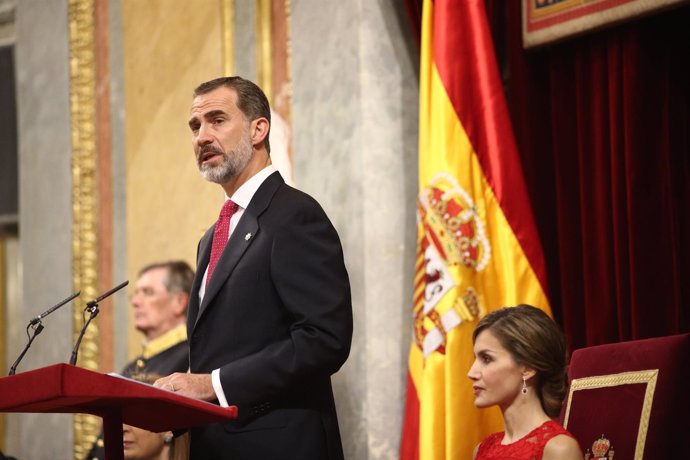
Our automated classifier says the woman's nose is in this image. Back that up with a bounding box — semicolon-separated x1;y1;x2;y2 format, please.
467;359;479;380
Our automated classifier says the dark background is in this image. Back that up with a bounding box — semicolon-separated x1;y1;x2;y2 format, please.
0;45;17;221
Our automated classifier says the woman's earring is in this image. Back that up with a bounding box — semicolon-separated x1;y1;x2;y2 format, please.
164;432;174;444
522;377;528;395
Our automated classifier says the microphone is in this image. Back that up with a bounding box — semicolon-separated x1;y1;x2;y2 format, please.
8;291;81;376
85;280;129;311
29;291;81;325
69;281;128;366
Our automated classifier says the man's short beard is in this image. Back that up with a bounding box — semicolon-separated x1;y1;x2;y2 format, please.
199;136;253;184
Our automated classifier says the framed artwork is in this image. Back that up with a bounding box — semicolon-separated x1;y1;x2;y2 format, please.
522;0;689;48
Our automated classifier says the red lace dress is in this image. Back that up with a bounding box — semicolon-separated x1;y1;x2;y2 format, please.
475;420;575;459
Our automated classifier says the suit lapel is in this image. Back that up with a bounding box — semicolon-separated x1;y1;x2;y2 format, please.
193;171;284;329
187;227;213;336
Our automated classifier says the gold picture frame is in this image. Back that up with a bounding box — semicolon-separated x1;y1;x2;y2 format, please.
522;0;689;48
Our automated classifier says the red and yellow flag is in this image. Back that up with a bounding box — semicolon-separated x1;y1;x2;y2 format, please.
400;1;551;459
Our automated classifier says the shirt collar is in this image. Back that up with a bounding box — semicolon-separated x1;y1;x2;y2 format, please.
227;165;277;209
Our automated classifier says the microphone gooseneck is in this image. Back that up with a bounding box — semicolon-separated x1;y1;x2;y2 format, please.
8;291;80;376
8;323;44;376
69;281;128;366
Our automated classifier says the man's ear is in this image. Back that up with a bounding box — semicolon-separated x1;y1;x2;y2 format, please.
173;292;189;317
251;117;270;148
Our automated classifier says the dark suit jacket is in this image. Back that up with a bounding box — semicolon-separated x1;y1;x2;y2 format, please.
187;172;353;459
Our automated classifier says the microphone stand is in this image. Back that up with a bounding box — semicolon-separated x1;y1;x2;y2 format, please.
69;280;128;366
69;304;99;366
8;323;44;376
8;291;81;376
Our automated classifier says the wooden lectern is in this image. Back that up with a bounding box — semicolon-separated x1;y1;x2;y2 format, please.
0;363;237;460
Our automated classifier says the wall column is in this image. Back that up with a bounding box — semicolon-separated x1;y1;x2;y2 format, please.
13;0;73;457
291;1;419;457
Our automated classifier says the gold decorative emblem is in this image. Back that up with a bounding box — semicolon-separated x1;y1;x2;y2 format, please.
421;174;490;271
584;435;614;459
412;174;491;358
460;287;480;319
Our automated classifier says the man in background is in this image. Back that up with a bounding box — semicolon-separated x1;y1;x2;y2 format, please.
85;260;194;460
120;260;194;377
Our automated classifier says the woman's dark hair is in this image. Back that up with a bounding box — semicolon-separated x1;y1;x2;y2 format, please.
472;304;568;418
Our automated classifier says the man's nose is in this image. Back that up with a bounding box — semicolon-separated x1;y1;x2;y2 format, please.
130;294;142;308
195;124;213;147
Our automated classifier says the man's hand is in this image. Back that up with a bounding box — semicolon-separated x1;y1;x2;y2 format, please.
153;373;216;401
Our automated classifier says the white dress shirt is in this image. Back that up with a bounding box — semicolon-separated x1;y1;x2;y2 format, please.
200;164;277;407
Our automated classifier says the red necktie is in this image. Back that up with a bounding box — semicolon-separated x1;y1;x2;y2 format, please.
206;200;238;286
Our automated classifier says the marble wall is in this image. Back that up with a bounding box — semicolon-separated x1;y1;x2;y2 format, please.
291;1;419;457
12;0;74;457
121;0;226;358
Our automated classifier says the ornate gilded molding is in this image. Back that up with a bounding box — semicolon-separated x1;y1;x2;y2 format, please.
68;0;100;458
284;0;293;112
255;0;273;102
221;0;235;76
564;369;658;460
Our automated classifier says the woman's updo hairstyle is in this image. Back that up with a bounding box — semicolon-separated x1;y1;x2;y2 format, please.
472;304;569;418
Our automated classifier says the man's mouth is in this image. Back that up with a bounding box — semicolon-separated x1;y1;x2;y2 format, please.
199;147;222;164
200;152;217;163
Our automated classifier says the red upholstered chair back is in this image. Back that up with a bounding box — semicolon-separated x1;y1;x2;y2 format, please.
560;333;690;459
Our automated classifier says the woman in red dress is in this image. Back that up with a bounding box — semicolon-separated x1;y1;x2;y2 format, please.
468;305;582;460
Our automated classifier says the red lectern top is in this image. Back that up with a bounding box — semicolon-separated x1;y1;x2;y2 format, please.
0;363;237;459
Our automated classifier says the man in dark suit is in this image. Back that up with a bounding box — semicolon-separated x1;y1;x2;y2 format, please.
85;260;194;460
154;76;353;459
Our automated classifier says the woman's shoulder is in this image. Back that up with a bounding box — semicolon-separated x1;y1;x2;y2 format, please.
542;433;582;460
474;431;505;458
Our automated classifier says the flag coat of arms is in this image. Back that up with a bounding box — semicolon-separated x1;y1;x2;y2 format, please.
400;1;552;459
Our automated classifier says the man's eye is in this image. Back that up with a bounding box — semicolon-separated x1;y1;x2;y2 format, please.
213;118;225;125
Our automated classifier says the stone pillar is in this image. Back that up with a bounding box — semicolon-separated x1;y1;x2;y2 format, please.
291;1;419;458
12;0;74;457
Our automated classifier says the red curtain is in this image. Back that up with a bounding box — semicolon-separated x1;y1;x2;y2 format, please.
403;0;690;350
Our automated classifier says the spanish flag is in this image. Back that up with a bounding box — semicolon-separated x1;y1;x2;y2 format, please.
400;1;551;459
